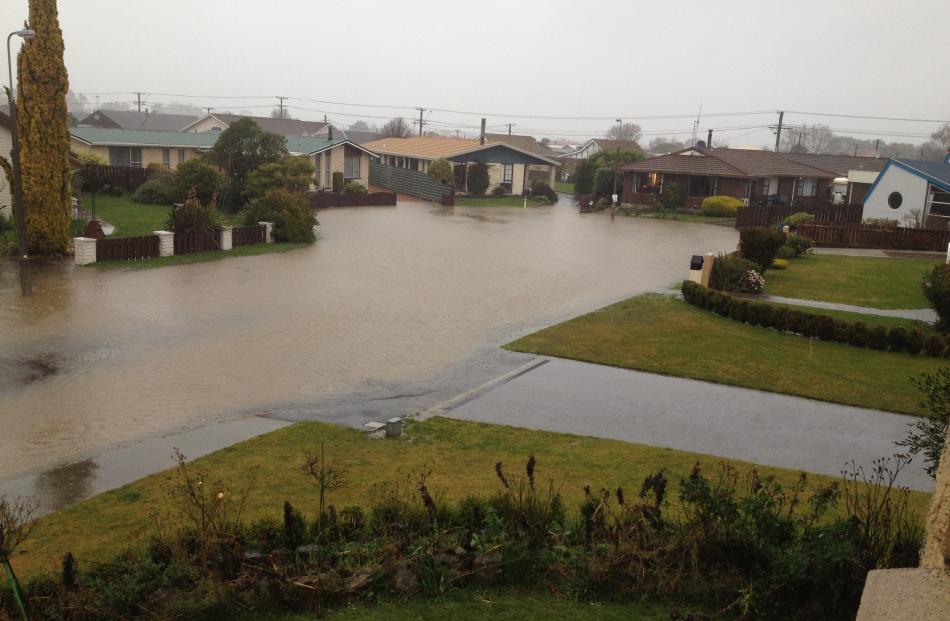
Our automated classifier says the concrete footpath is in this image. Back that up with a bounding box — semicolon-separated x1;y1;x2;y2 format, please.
760;294;937;323
445;357;933;491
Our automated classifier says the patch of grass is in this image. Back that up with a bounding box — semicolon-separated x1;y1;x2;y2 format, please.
766;300;934;333
80;193;169;238
765;254;939;309
640;212;734;224
507;293;944;416
455;196;549;208
555;181;575;193
91;242;308;270
17;416;924;581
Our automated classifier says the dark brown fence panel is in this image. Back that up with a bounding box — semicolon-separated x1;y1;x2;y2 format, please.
798;224;950;251
174;230;222;255
81;164;154;192
96;234;159;262
735;203;863;229
306;191;398;209
231;224;266;247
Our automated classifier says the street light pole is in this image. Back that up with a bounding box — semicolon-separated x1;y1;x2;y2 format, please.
7;29;35;297
612;118;622;218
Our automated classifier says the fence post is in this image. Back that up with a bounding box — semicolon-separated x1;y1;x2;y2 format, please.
153;231;175;257
259;221;274;244
220;226;233;251
73;237;97;265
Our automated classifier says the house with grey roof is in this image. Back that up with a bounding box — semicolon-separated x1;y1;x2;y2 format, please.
79;109;200;132
70;127;219;170
863;156;950;227
180;113;330;138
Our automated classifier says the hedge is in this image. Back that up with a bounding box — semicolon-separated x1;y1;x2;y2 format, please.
681;281;944;357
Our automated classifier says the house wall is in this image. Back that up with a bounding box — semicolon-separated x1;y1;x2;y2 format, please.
864;164;930;222
0;124;11;218
69;139;203;171
312;146;370;189
186;116;228;133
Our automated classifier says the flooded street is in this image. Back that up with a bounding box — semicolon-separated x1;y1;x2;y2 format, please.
0;201;737;480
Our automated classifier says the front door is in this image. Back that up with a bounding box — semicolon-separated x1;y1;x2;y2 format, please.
453;163;467;191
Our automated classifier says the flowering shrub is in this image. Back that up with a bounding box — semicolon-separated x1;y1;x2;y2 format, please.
739;270;765;294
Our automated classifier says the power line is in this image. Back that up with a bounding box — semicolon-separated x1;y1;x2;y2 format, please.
785;110;949;124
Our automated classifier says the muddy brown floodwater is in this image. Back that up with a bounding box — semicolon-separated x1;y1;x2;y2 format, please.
0;201;737;480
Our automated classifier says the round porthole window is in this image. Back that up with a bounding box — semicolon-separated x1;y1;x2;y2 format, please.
888;191;903;209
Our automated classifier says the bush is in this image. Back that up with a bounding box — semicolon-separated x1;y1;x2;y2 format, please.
331;171;345;193
776;245;797;260
925;334;945;357
709;253;758;292
700;195;743;216
868;326;889;350
245;155;315;199
241;188;317;244
168;158;222;205
772;258;789;270
166;189;223;236
491;184;507;197
592;167;614;199
739;227;786;273
427;158;454;187
530;181;558;204
466;162;490;195
851;322;869;348
923;264;950;331
658;183;680;210
341;182;367;194
785;232;814;256
907;329;925;355
574;159;596;195
887;326;909;353
133;175;172;205
783;212;814;230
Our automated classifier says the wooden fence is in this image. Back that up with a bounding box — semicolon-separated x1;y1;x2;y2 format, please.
735;203;863;229
231;224;266;247
174;230;221;255
307;191;397;209
96;234;159;261
797;223;950;251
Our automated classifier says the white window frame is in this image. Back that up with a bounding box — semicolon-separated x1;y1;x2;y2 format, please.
502;163;514;184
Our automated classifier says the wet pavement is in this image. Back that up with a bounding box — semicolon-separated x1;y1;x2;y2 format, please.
446;357;933;491
760;294;937;322
0;200;739;507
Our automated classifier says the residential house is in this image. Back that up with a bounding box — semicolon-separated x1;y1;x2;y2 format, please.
339;129;382;145
70;127;219;170
180;113;330;138
362;135;559;194
863;156;950;228
782;152;887;205
0;108;11;219
557;138;643;180
78;109;199;132
619;146;879;209
285;134;377;189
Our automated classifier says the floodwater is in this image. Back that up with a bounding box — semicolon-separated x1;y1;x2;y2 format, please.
0;201;737;481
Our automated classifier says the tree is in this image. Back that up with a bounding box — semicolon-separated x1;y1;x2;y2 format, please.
380;117;412;138
348;120;371;132
648;136;686;154
168;158;223;204
207;118;288;210
245;155;315;198
466;162;490;195
269;107;294;120
780;124;833;154
11;0;72;255
427;158;454;187
898;367;950;478
605;122;642;143
574;159;597;194
931;123;950;151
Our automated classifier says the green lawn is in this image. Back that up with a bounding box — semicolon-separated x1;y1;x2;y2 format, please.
640;212;734;224
80;193;169;238
91;242;309;270
507;293;944;416
555;181;575;193
455;196;549;208
765;254;939;309
15;416;917;581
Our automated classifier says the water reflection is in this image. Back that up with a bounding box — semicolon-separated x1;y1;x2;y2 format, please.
0;201;738;478
33;459;99;511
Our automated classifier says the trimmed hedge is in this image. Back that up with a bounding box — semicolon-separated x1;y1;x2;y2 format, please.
700;195;743;216
681;280;943;357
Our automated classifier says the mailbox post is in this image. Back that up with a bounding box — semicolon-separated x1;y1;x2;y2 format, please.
688;253;715;287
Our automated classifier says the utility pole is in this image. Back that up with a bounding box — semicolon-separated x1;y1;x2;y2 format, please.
276;96;288;119
205;107;213;115
479;118;486;145
415;107;427;136
507;123;513;136
706;129;713;148
774;110;784;152
133;91;144;112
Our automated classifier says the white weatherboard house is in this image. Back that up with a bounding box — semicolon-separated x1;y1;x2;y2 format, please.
863;156;950;227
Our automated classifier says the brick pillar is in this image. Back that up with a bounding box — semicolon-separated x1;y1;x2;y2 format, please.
259;221;274;244
73;237;97;265
153;231;174;257
220;226;233;251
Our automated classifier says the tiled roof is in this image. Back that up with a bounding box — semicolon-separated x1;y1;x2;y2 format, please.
707;148;836;178
212;113;329;137
80;109;199;132
618;151;752;178
484;133;553;156
341;129;382;145
782;152;886;176
285;135;378;157
70;127;219;148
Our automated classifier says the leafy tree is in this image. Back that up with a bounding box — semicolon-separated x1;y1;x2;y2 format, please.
74;148;106;166
168;158;223;204
605;122;642;143
593;167;615;198
242;188;317;243
898;367;950;477
380;117;412;138
648;136;686;154
466;162;490;195
427;158;454;187
10;0;72;255
207;117;288;210
348;120;371;132
574;159;597;194
245;155;314;199
166;188;223;236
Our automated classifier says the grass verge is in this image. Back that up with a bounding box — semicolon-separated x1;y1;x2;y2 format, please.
17;416;925;581
507;293;944;416
555;181;575;193
91;242;309;270
639;212;734;224
765;254;938;309
80;193;168;238
455;196;549;208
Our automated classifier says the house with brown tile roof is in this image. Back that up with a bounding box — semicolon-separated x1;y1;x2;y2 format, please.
362;135;559;194
618;145;876;209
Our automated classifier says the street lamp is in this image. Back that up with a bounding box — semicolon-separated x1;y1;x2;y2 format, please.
7;28;35;296
612;118;622;212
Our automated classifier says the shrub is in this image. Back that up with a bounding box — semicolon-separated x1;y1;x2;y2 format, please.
341;182;367;194
850;322;869;348
168;158;223;205
166;189;223;236
785;232;814;256
592;167;615;199
491;184;507;197
427;158;454;187
923;264;950;331
906;329;925;355
331;171;345;193
925;334;945;357
887;326;909;353
658;183;680;210
709;253;759;292
776;245;797;260
834;320;855;344
700;195;743;216
739;227;786;273
245;155;315;199
530;181;558;204
772;258;789;270
133;175;172;205
738;270;765;294
574;159;597;194
783;211;814;230
465;162;490;195
815;315;836;341
242;188;317;244
868;326;889;350
898;368;950;477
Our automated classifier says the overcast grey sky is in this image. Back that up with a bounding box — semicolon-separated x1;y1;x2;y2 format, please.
4;0;949;147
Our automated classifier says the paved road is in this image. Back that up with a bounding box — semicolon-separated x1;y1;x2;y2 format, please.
446;358;933;491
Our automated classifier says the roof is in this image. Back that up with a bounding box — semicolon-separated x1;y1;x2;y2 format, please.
363;136;559;166
781;152;886;176
484;133;554;156
341;129;383;145
619;150;752;178
706;148;837;178
79;109;199;132
285;135;378;157
181;113;329;137
70;127;219;148
619;146;856;179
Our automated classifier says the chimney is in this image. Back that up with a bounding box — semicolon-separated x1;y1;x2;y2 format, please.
480;118;486;145
706;129;713;148
327;125;333;141
874;139;880;159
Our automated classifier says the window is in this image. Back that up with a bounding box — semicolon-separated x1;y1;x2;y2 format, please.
799;177;817;197
178;148;186;164
688;176;713;197
314;153;322;186
345;154;361;178
767;177;778;195
325;151;331;185
162;148;171;169
888;191;903;209
108;146;143;168
502;163;514;184
637;172;659;193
